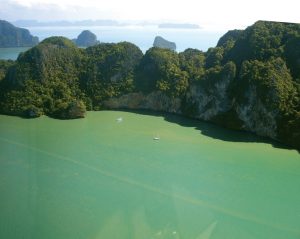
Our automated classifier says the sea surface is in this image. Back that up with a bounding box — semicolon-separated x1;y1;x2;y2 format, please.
0;111;300;239
0;47;31;60
0;26;225;60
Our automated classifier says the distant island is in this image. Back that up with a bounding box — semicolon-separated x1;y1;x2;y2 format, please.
0;20;300;150
73;30;99;47
153;36;176;50
158;23;200;29
13;19;121;27
0;20;39;47
13;19;201;29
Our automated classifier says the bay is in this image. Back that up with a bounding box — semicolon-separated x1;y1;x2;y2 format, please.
0;111;300;239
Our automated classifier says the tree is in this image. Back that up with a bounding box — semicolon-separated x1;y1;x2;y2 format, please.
179;48;205;82
135;47;189;97
81;42;143;108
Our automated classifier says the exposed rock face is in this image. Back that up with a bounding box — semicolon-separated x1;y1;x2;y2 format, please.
186;77;233;121
103;91;181;113
188;85;278;140
0;20;39;47
103;83;278;141
104;63;236;127
153;36;176;51
23;106;43;118
74;30;99;47
103;61;237;127
235;86;278;139
102;60;283;142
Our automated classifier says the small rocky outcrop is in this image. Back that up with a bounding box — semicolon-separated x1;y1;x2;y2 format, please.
23;106;43;118
153;36;176;50
73;30;99;47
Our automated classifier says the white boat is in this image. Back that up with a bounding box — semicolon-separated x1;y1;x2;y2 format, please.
116;117;123;122
153;136;160;140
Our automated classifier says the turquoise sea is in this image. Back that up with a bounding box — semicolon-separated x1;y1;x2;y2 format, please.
0;111;300;239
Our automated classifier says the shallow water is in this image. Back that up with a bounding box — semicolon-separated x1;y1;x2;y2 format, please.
0;47;30;60
0;111;300;239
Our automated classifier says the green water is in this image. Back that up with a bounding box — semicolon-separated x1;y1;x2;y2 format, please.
0;111;300;239
0;47;31;60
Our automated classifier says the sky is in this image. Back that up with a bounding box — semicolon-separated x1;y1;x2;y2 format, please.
0;0;299;30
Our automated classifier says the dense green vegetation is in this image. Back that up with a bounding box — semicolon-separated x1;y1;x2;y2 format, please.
81;42;143;109
223;21;300;149
0;38;142;117
0;60;14;82
135;47;188;97
0;37;85;118
179;48;205;82
0;20;39;47
1;20;300;149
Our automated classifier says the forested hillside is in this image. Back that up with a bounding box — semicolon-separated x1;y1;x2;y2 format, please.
1;21;300;149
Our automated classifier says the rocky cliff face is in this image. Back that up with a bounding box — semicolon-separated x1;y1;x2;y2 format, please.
153;36;176;51
0;20;39;47
103;60;284;142
235;86;278;139
74;30;99;47
103;65;235;121
103;84;279;141
103;91;181;113
186;75;233;121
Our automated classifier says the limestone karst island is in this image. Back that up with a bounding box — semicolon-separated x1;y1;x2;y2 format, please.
1;20;300;150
